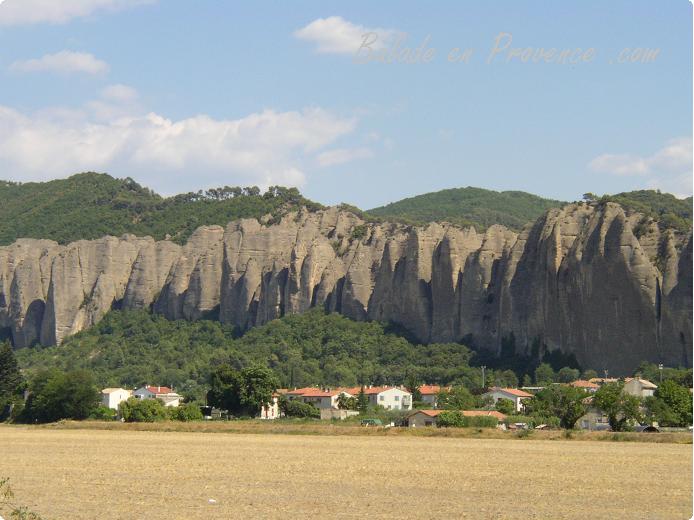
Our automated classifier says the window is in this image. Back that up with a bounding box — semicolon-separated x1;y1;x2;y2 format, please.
379;395;384;401
394;396;399;401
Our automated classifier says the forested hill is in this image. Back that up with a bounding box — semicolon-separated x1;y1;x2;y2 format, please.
0;173;690;246
0;173;321;245
366;187;565;231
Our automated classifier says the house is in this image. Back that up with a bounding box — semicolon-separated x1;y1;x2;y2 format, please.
624;378;657;398
345;386;413;410
320;408;360;420
483;387;533;412
418;385;448;407
577;397;611;430
407;409;506;427
133;385;182;407
101;388;132;410
285;387;353;409
259;394;280;420
569;380;600;393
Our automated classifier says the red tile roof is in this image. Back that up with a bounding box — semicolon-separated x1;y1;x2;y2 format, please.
286;387;352;398
409;409;506;420
488;387;533;398
419;385;448;395
144;386;173;395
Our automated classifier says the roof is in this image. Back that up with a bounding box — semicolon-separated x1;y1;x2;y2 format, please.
142;385;173;395
101;388;130;394
408;409;506;420
625;378;657;389
419;385;448;395
487;387;533;398
589;377;619;384
286;387;352;398
344;386;410;396
570;380;600;389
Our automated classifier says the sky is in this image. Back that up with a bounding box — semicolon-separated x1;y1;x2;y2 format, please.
0;0;691;208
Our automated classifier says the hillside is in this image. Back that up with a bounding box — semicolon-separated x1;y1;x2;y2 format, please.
0;173;321;245
14;309;493;401
367;187;565;231
597;190;693;234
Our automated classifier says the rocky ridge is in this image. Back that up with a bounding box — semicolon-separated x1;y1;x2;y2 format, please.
0;203;690;373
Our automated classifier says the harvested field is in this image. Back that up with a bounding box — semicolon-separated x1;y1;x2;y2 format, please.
0;425;691;519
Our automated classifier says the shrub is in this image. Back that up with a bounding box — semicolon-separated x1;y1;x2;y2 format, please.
119;398;168;422
281;400;320;418
437;411;498;428
20;369;99;423
89;406;117;421
173;402;204;422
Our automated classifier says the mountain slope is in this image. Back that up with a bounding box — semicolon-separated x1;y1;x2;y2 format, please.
1;202;691;373
0;173;321;246
367;187;565;231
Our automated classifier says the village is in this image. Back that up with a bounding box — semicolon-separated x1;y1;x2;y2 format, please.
99;376;668;431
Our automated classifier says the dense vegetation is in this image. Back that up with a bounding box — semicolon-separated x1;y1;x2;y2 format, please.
586;190;693;234
0;172;321;245
367;187;565;231
14;309;541;401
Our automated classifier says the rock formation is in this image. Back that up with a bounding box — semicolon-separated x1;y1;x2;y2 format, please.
0;203;690;374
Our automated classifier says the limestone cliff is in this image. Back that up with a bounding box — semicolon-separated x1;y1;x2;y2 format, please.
0;203;690;374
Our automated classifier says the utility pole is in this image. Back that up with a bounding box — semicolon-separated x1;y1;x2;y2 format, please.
481;365;487;389
658;363;663;383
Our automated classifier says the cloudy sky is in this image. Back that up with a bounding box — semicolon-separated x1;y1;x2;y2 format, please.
0;0;691;207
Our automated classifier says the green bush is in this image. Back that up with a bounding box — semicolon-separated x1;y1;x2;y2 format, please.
89;406;117;421
437;411;498;428
172;402;204;422
20;369;99;423
281;400;320;418
119;397;168;422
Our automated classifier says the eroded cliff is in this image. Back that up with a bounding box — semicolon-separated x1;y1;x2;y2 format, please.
0;203;690;373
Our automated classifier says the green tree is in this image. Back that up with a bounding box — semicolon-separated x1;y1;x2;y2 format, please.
0;342;23;419
356;386;369;414
652;380;692;427
404;373;422;402
581;369;598;380
593;382;642;432
281;400;320;418
173;402;204;422
89;406;117;421
495;398;515;415
524;385;587;429
437;386;476;410
534;363;555;386
206;365;278;417
119;397;168;422
557;367;580;383
22;369;99;423
336;393;357;410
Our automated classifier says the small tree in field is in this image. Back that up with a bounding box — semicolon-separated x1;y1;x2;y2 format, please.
357;386;369;414
119;397;168;422
593;382;642;432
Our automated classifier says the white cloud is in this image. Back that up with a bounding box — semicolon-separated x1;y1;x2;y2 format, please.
10;51;109;75
0;103;359;193
316;147;373;167
0;0;154;25
294;16;398;55
589;137;692;196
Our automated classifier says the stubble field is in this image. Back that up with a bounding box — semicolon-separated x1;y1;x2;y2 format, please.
0;426;691;519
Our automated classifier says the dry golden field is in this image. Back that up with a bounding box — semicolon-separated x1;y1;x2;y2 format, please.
0;425;691;519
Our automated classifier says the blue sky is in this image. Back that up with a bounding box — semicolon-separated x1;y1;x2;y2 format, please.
0;0;691;208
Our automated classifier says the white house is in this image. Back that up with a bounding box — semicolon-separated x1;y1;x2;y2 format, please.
259;394;280;420
285;387;353;409
483;387;533;412
101;388;132;410
346;386;412;411
624;378;657;398
133;385;182;407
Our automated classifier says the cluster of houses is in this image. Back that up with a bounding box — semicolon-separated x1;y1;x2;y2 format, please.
99;376;660;430
101;385;183;410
